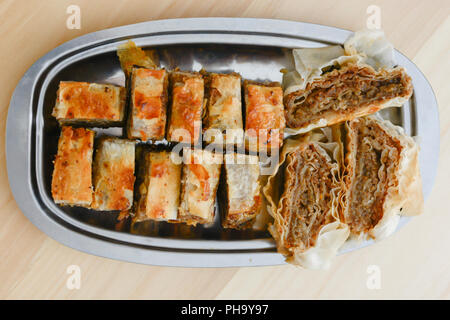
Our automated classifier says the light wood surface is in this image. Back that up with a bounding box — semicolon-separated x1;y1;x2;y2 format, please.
0;0;449;299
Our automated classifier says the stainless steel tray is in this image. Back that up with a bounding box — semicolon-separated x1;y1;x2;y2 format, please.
6;18;439;267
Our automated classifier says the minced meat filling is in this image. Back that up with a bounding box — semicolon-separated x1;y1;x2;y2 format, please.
282;145;336;251
285;65;412;128
347;122;401;234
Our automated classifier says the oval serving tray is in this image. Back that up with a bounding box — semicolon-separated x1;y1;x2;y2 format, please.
6;18;439;267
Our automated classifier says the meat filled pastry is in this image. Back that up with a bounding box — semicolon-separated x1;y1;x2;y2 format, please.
51;126;95;207
134;150;182;222
221;153;262;229
283;29;413;134
127;67;169;141
244;80;286;153
117;40;159;78
167;71;205;145
263;132;349;269
91;137;136;211
341;116;423;243
179;148;222;225
52;81;126;126
203;72;244;145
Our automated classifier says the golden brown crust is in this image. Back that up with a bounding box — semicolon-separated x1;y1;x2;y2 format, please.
127;67;169;141
52;81;126;125
244;80;286;153
167;71;205;144
178;148;222;225
51;126;95;207
203;72;243;145
91;138;135;211
284;65;413;130
134;150;182;222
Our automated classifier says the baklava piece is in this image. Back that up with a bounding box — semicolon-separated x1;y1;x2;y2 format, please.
91;138;136;211
51;126;95;207
221;153;262;229
134;150;182;222
167;71;204;145
127;67;169;141
244;80;286;153
203;72;243;145
179;148;222;225
52;81;126;126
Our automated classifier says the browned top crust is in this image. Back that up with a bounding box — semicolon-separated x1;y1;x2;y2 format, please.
52;81;126;123
244;80;286;152
167;71;204;144
51;126;95;206
91;138;135;211
128;68;168;141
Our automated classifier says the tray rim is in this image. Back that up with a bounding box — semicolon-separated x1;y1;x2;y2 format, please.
6;17;440;267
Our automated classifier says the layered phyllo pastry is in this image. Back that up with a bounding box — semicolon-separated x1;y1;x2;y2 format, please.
263;133;349;269
91;137;136;211
51;126;95;207
341;116;423;242
127;67;169;141
179;148;222;225
134;150;182;222
117;40;159;78
244;80;286;153
283;30;413;134
221;153;262;229
167;71;205;145
52;81;126;126
203;72;243;145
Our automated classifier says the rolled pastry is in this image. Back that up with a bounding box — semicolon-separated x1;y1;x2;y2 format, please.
263;132;349;269
341;116;423;243
283;30;413;134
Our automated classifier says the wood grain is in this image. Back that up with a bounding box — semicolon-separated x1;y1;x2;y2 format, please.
0;0;448;299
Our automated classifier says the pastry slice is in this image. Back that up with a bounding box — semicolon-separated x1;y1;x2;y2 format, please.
244;80;285;153
134;150;182;222
342;116;423;241
91;137;136;211
284;65;412;131
127;67;169;141
167;71;204;145
52;81;126;126
51;126;95;207
221;153;262;229
263;133;349;269
179;148;222;225
203;72;243;145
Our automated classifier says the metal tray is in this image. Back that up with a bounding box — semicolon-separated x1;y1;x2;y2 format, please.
6;18;439;267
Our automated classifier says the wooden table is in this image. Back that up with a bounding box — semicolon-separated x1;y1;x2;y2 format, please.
0;0;448;299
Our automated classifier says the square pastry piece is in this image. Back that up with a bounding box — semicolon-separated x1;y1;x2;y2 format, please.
179;148;222;225
51;126;95;207
203;73;243;145
127;67;169;141
52;81;126;126
91;138;136;211
222;153;262;229
167;71;204;145
134;150;182;222
244;81;286;153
